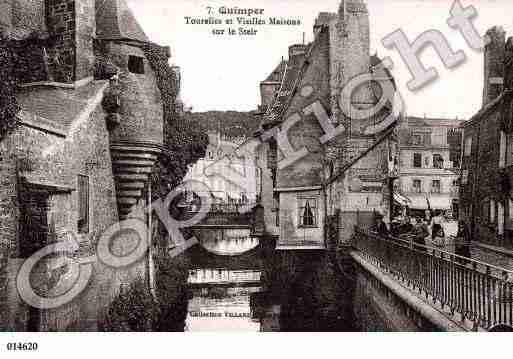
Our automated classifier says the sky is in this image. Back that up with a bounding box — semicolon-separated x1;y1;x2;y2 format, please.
126;0;513;119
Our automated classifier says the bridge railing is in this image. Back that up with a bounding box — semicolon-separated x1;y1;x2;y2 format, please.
353;228;513;330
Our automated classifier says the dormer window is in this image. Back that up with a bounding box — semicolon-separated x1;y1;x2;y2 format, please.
128;56;145;74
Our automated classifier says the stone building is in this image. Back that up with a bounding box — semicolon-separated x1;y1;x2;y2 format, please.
460;26;513;245
397;116;464;216
254;0;400;250
0;0;173;331
183;131;259;205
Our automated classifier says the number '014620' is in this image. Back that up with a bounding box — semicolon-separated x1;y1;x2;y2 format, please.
6;342;38;351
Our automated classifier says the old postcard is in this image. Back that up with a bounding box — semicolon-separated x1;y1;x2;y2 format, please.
1;0;513;349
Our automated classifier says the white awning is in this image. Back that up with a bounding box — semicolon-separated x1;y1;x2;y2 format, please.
408;197;429;210
394;192;411;206
408;196;453;210
427;196;453;210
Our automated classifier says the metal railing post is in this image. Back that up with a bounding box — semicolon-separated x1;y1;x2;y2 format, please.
354;226;513;331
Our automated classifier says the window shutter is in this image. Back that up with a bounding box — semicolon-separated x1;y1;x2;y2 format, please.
78;175;89;233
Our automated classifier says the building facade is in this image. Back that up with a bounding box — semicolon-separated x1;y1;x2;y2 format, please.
254;0;400;250
0;0;173;331
183;131;259;206
397;116;464;216
460;26;513;245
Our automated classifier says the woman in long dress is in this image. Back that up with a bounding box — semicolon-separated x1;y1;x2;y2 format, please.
454;220;472;264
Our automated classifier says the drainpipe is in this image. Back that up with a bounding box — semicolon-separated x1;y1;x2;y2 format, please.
147;180;157;300
470;122;482;242
323;181;328;249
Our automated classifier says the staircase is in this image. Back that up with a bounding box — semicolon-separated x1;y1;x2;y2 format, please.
110;143;161;220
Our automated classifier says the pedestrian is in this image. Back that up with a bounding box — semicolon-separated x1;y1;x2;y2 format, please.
371;213;389;238
390;218;401;238
455;220;472;264
432;210;444;227
432;225;446;247
412;216;430;251
399;216;414;236
424;209;432;226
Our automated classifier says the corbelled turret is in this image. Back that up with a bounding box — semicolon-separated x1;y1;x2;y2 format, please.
96;0;166;219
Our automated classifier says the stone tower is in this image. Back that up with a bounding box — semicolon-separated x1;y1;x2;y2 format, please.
326;0;373;168
483;26;505;106
95;0;165;219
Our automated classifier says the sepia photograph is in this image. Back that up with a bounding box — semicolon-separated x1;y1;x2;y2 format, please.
1;0;513;356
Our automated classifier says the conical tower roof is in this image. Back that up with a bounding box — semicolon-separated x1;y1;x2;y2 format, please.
96;0;149;42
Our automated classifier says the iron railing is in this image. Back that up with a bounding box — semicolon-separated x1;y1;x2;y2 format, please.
353;228;513;330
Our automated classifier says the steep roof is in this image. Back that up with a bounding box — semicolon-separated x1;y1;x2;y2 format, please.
262;60;288;83
258;40;316;130
96;0;149;42
16;81;108;134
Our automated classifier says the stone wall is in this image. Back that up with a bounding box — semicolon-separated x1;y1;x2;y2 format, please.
46;0;77;82
353;265;430;331
0;0;12;31
10;0;46;37
0;95;145;331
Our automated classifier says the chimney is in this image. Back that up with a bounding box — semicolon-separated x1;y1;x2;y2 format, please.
288;44;308;68
313;12;336;35
45;0;96;83
483;26;505;106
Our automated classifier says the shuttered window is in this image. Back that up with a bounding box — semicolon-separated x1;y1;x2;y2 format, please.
78;175;90;233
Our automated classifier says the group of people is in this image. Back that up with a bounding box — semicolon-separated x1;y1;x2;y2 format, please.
371;210;472;263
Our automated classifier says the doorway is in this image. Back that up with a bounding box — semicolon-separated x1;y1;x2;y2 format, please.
18;190;50;332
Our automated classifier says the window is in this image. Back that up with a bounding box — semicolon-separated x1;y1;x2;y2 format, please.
490;199;496;223
499;131;506;168
413;153;422;168
298;197;318;227
431;180;441;193
128;55;145;74
412;179;422;193
461;170;469;184
411;133;423;145
433;154;444;169
498;201;505;235
78;175;90;234
507;133;513;166
464;136;472;157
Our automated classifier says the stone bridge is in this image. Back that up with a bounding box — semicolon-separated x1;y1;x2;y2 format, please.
181;201;263;257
